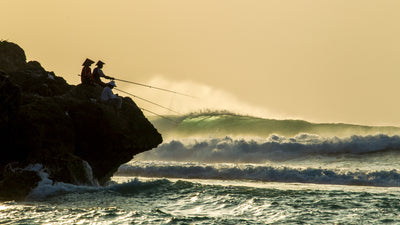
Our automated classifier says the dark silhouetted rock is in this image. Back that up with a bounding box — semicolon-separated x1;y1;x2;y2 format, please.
0;41;26;73
0;164;42;201
0;41;163;200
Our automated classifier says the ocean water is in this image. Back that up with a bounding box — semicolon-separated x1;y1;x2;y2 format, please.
2;112;400;224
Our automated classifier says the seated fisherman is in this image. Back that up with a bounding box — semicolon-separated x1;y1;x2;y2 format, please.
101;81;122;112
93;60;114;87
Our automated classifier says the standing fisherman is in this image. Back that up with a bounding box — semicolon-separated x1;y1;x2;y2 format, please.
93;60;114;87
81;58;95;85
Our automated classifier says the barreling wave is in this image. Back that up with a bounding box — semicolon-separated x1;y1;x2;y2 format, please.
136;133;400;163
116;162;400;187
150;111;400;138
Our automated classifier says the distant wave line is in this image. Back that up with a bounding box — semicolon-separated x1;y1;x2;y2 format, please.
116;163;400;187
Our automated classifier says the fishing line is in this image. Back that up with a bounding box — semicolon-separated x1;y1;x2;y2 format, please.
139;107;179;125
113;78;196;98
77;74;183;121
115;88;180;115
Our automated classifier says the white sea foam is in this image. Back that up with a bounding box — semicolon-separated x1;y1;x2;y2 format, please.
136;134;400;163
25;164;99;201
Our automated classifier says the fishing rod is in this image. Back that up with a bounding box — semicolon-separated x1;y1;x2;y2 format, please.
78;74;195;98
77;74;181;114
139;107;179;125
115;88;180;115
112;78;196;98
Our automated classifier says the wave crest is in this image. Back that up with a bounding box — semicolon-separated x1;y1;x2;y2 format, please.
151;111;400;138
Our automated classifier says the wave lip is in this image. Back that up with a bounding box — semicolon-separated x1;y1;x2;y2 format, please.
116;162;400;187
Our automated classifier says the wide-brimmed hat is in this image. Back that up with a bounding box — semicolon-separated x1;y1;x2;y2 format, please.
82;58;94;66
108;81;116;87
96;60;105;66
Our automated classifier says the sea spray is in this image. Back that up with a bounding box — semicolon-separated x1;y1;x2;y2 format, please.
82;160;99;186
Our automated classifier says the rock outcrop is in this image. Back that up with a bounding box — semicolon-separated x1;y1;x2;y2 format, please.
0;41;163;200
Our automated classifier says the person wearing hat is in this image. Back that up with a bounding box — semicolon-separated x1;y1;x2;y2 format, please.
81;58;95;85
101;80;122;112
93;60;114;87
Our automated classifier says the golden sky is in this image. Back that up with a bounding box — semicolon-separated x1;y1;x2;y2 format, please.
2;0;400;126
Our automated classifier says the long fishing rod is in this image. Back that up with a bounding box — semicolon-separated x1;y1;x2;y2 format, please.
78;74;195;98
139;107;179;125
77;75;181;114
115;88;180;114
113;78;196;98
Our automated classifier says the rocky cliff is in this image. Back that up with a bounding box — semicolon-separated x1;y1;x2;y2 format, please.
0;41;163;200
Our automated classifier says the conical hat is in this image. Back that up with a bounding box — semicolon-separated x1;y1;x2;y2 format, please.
96;60;105;66
82;58;94;66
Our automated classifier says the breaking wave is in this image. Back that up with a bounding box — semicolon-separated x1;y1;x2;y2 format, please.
150;111;400;138
136;133;400;163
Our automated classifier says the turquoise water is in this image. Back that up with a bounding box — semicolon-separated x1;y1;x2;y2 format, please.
2;112;400;224
150;112;400;138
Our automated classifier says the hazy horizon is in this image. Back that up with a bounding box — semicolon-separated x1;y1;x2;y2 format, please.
2;0;400;126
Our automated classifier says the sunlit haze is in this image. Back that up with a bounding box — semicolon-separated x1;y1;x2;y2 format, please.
2;0;400;125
